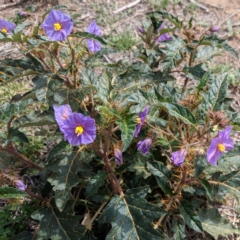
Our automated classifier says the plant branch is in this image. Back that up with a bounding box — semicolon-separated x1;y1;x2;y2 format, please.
85;201;107;231
154;166;188;229
0;143;43;170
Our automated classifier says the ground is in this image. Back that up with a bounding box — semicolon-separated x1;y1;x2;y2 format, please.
0;0;239;239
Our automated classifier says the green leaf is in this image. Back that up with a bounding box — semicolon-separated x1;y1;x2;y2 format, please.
147;161;172;195
114;61;154;92
85;170;107;198
148;11;182;28
199;178;213;200
156;102;196;125
7;128;29;143
117;114;136;152
31;205;85;240
32;73;64;104
196;45;221;62
161;36;187;73
0;186;27;199
11;231;35;240
95;70;113;104
171;219;186;240
47;141;68;162
179;200;203;233
199;72;228;112
213;170;240;202
98;187;167;239
128;152;152;179
185;63;207;80
200;34;238;58
0;99;33;123
149;16;163;34
195;155;207;178
14;110;55;128
47;151;92;211
197;72;210;91
198;208;240;238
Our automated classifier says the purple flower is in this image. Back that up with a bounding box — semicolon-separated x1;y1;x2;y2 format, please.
60;112;96;146
42;9;73;41
0;19;16;34
137;138;152;155
19;11;27;18
86;20;101;53
156;24;172;43
15;180;27;191
114;148;123;165
207;126;234;166
210;26;219;32
138;27;145;34
134;106;149;138
53;104;72;131
171;149;186;167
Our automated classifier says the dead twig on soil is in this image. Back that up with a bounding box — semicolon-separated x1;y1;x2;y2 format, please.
189;0;209;12
113;0;141;14
219;10;240;26
198;0;224;9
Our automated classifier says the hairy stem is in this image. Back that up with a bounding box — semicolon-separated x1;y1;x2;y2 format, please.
154;166;188;229
85;201;107;231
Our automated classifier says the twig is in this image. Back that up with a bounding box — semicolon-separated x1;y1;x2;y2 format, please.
0;143;43;170
219;10;240;26
25;189;43;200
198;0;223;9
113;0;141;14
189;0;209;12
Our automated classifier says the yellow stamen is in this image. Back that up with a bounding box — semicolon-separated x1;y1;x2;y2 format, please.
75;126;84;136
1;28;7;34
136;117;141;124
217;144;225;153
54;23;62;31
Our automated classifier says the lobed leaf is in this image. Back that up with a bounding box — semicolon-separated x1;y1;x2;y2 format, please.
171;219;186;240
98;186;167;239
161;36;187;73
198;208;240;238
199;72;228;112
47;151;92;211
31;205;85;240
179;200;203;233
117;114;136;152
147;161;172;195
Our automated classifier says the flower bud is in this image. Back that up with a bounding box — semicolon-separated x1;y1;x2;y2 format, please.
210;26;219;32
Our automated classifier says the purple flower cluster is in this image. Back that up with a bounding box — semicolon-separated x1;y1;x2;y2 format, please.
170;126;234;167
42;9;73;41
0;19;15;34
86;20;101;53
54;104;96;146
